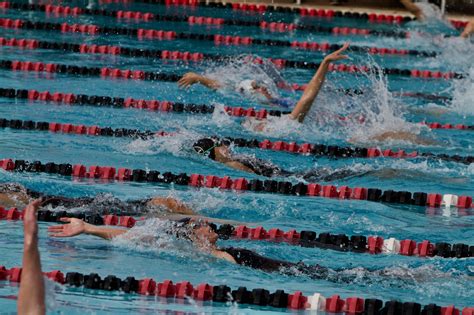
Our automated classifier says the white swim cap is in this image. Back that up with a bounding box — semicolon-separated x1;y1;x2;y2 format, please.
236;79;255;97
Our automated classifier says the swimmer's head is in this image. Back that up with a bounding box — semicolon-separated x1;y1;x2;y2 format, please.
174;217;218;246
193;138;219;160
236;79;273;102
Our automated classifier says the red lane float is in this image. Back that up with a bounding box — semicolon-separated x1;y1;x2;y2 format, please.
0;20;459;79
0;264;471;312
1;158;472;209
23;86;464;131
0;205;473;259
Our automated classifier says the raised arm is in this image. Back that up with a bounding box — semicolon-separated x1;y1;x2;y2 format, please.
400;0;424;20
48;218;127;240
18;199;45;315
289;43;349;123
178;72;222;90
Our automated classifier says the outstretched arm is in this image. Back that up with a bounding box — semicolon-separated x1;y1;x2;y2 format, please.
18;199;45;315
460;18;474;38
289;43;350;123
178;72;222;90
400;0;424;20
48;218;127;240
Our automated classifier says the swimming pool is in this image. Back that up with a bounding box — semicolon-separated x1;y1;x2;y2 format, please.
0;0;473;313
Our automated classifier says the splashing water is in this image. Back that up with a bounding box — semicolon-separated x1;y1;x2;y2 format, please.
124;129;201;157
45;278;60;312
203;55;294;103
450;65;474;116
409;1;454;32
216;55;432;148
111;218;196;256
416;2;445;22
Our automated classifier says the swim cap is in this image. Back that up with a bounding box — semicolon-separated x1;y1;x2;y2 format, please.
236;79;255;97
192;138;218;160
172;217;193;240
172;217;217;240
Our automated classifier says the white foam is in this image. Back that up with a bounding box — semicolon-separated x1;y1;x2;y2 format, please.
450;66;474;116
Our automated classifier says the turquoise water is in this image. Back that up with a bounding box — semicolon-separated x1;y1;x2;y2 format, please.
0;1;473;313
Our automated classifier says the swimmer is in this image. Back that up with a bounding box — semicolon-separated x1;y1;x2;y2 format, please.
192;137;368;181
400;0;424;20
18;199;46;315
192;137;450;179
0;183;237;225
48;218;459;284
460;18;474;38
178;73;294;109
180;44;430;145
0;183;193;215
178;43;350;112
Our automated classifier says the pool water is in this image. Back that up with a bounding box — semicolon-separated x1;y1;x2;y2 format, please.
0;0;473;313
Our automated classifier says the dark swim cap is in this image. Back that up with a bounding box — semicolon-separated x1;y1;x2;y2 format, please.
172;217;217;241
192;138;218;160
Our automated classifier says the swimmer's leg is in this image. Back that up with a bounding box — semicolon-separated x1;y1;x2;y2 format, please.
147;197;196;215
300;168;369;182
370;131;439;146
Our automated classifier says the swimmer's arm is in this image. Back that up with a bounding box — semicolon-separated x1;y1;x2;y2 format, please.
460;18;474;38
400;0;423;20
368;131;439;146
289;43;349;123
225;161;256;174
19;200;45;315
178;72;222;90
147;197;195;215
48;218;128;240
85;224;128;240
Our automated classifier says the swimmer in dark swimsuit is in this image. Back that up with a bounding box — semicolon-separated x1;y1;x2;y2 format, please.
48;218;451;284
192;137;367;181
47;217;335;281
49;217;331;279
0;183;243;227
0;183;195;215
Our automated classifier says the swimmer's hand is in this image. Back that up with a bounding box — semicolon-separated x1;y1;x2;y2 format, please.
178;72;201;88
48;218;128;240
48;218;88;237
323;42;350;63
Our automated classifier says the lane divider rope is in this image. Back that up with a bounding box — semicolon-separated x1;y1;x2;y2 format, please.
1;265;471;313
2;1;441;45
0;116;472;165
0;18;464;79
0;158;472;209
0;87;471;133
0;36;454;86
3;205;471;258
0;58;442;97
149;0;469;31
0;59;181;82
